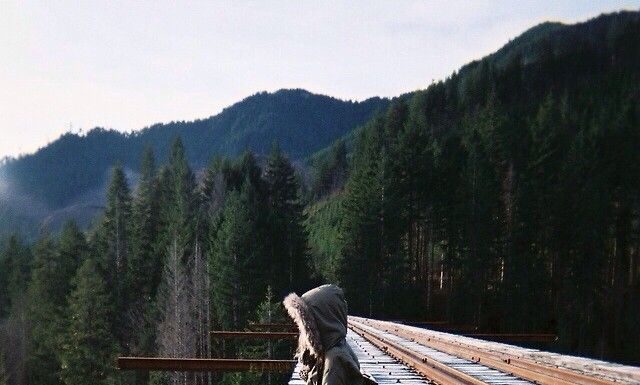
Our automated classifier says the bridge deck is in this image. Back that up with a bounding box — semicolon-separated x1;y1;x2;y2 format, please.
288;330;431;384
352;317;640;385
289;317;640;385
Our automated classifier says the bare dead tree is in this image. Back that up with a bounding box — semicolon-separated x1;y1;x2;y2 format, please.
189;240;212;385
156;238;196;385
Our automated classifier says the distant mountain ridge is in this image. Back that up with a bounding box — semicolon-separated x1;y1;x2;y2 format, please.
1;89;389;209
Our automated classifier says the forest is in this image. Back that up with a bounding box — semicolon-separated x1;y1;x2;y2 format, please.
0;9;639;385
1;140;312;385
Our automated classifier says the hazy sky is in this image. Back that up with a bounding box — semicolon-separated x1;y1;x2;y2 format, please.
1;1;638;158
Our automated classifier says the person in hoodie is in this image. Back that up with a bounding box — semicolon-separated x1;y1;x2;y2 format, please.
283;284;376;385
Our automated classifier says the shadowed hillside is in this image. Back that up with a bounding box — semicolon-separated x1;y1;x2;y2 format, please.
0;89;388;237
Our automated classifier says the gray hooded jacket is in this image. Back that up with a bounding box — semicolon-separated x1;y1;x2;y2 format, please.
283;285;375;385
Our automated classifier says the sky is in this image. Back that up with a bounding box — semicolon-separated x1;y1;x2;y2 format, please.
1;1;638;158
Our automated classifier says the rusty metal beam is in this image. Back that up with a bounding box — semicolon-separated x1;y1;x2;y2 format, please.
248;323;296;331
117;357;296;372
210;331;298;340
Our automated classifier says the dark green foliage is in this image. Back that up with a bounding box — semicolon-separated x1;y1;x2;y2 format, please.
264;144;310;296
125;148;163;374
128;147;160;301
26;224;85;385
305;196;344;283
158;138;197;256
59;258;118;385
209;190;262;330
56;222;88;302
26;235;61;385
219;286;291;385
309;139;349;199
0;90;388;213
326;10;640;362
0;235;32;317
95;164;132;284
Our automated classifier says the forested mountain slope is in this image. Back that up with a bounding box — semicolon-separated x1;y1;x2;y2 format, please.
307;10;640;361
0;89;388;237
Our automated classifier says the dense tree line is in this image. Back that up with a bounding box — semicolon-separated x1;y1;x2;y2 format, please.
0;90;388;213
0;139;311;385
309;12;640;362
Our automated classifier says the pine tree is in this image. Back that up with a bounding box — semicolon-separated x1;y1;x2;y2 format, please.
209;190;262;331
55;221;88;303
101;164;132;277
129;147;160;300
252;286;288;360
0;235;32;317
60;258;118;385
264;144;309;296
339;119;387;315
26;234;66;385
126;147;162;364
164;138;196;251
92;164;132;351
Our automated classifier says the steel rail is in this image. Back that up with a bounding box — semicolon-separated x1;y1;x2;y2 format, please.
349;321;491;385
117;357;296;372
353;318;620;385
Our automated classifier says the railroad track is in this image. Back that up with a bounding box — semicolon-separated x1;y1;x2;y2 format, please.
348;317;640;385
289;329;431;384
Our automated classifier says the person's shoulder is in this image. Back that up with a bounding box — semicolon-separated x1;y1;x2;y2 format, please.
325;340;359;371
324;341;378;385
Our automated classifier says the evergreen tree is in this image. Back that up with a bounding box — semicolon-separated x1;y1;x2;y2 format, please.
60;258;118;385
126;147;162;366
311;139;349;198
264;144;309;296
92;164;132;351
27;229;83;385
209;190;262;330
102;164;132;276
129;147;160;301
57;221;88;294
0;235;32;317
163;138;196;251
339;119;387;315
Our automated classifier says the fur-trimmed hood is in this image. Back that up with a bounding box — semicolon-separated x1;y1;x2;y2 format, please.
283;291;324;360
283;284;350;380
